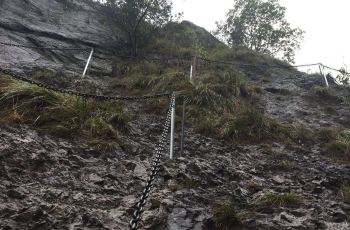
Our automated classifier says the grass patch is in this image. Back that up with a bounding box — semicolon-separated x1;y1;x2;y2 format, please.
169;179;201;192
311;85;342;103
286;123;315;144
313;85;331;98
269;160;296;171
255;192;301;209
341;184;350;203
324;106;338;115
212;203;242;230
0;77;130;149
222;109;281;142
87;139;119;152
195;112;222;136
326;130;350;162
318;127;338;142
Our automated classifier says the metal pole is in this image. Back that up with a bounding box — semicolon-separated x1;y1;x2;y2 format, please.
82;49;94;78
169;96;176;160
192;55;197;80
319;64;329;88
190;65;193;83
180;99;186;157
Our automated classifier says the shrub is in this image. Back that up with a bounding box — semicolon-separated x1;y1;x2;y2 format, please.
212;203;241;230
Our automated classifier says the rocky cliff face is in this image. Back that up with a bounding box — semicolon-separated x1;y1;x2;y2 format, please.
0;1;350;230
0;0;118;74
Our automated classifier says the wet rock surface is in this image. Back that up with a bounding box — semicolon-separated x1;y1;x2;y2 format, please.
1;92;349;229
0;0;117;74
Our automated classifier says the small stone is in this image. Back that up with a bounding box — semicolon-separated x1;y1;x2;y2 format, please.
272;175;285;184
279;212;294;223
88;174;104;185
290;209;307;217
73;192;84;201
109;209;124;219
133;163;148;179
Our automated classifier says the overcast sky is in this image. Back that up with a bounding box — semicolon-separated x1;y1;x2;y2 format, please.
173;0;350;71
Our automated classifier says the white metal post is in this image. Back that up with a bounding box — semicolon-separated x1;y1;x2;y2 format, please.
169;96;176;160
190;65;193;83
82;49;94;78
180;99;186;157
319;64;329;88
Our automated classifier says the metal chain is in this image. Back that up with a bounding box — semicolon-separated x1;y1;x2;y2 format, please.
0;41;90;51
129;93;176;230
0;68;172;101
2;41;348;75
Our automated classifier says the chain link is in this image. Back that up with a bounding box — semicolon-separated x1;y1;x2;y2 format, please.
129;93;176;230
0;68;172;101
0;41;90;51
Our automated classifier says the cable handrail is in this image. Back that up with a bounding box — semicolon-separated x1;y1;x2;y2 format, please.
1;40;349;75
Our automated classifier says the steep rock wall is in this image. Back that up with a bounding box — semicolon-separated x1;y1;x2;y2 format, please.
0;0;119;74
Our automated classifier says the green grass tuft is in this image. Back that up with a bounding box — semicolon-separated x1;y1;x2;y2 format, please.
341;184;350;203
212;203;242;230
326;130;350;162
255;192;301;209
0;77;129;149
222;110;280;142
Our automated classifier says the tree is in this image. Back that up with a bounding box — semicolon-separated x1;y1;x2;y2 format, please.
103;0;173;56
216;0;304;63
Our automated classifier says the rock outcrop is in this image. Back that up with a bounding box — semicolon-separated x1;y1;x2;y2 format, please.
0;0;119;74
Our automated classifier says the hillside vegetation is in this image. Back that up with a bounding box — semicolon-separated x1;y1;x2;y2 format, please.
0;3;350;229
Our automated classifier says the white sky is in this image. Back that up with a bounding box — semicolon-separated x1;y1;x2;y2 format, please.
173;0;350;70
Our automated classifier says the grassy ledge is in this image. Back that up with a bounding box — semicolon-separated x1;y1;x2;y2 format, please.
0;76;130;151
